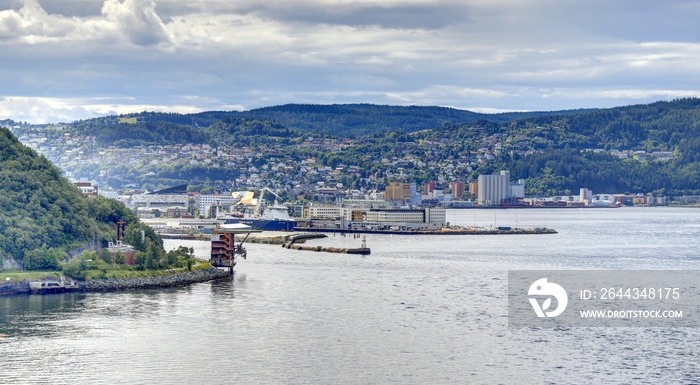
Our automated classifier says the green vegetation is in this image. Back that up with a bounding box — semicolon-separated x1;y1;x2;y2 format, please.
0;127;93;264
73;104;588;138
205;117;304;147
0;127;170;270
72;121;207;147
0;270;63;283
61;246;200;280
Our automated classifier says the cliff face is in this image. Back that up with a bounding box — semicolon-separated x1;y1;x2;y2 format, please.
1;258;21;271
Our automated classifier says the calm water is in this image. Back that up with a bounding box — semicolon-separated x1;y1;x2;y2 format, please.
2;207;700;384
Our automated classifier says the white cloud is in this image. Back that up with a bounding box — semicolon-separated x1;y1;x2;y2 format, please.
101;0;169;46
0;96;242;124
2;1;700;122
0;0;77;42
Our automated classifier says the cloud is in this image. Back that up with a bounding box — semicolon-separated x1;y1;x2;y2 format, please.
38;0;104;17
3;1;700;122
156;0;472;29
101;0;169;46
0;96;235;123
0;0;77;42
0;0;168;45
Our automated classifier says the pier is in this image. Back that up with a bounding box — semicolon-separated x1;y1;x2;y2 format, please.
282;233;371;255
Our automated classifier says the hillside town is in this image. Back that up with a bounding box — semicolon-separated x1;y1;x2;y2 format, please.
10;123;679;204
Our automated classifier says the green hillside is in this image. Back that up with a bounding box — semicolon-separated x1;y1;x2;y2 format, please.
71;120;208;147
0;127;139;269
14;99;700;196
73;104;592;139
237;104;592;137
204;117;305;147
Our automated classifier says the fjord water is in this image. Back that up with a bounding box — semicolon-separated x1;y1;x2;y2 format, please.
2;207;700;384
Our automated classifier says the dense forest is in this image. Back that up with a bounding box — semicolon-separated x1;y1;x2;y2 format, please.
76;103;591;138
204;117;305;147
0;127;156;269
72;120;208;147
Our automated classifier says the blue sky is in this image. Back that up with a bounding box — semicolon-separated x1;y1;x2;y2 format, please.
1;0;700;123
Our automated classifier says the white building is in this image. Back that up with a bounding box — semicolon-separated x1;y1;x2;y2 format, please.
425;207;447;225
365;209;425;223
510;179;526;199
133;194;188;209
196;194;240;215
308;205;353;220
478;171;511;205
477;170;525;205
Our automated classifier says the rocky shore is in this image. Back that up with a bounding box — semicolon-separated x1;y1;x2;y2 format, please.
0;267;231;296
82;267;231;292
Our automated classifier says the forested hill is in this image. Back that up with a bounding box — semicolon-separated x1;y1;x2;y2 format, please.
0;127;137;268
13;98;700;196
236;104;548;137
494;98;700;151
74;103;593;138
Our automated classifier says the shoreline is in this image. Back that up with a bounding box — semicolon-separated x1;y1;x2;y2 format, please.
0;267;231;296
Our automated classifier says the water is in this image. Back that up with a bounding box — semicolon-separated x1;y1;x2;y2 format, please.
2;207;700;384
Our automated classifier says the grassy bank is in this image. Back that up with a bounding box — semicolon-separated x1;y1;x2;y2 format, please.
0;261;212;282
0;270;62;282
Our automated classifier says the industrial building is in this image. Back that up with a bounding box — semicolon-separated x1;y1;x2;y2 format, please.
477;170;525;206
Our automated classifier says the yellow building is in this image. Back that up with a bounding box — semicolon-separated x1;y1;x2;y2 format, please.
385;182;412;201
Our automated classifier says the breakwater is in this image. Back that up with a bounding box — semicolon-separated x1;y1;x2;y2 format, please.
82;267;231;292
293;227;558;235
0;267;231;296
282;233;371;255
0;280;31;295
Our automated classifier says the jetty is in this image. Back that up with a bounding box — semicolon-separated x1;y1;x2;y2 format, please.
282;233;371;255
29;277;79;294
293;226;557;235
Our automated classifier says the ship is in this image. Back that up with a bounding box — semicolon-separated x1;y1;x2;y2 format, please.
220;205;296;231
220;188;296;231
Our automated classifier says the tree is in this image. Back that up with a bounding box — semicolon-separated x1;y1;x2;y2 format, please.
99;248;114;264
114;251;125;265
186;247;195;271
23;247;65;271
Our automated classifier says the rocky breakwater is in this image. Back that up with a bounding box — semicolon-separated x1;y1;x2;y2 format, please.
82;267;231;292
0;280;31;295
282;233;371;255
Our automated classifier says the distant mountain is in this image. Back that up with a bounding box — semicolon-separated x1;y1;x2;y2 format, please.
236;104;593;137
0;119;18;128
75;103;594;138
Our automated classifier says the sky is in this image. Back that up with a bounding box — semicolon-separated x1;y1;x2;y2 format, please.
1;0;700;123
